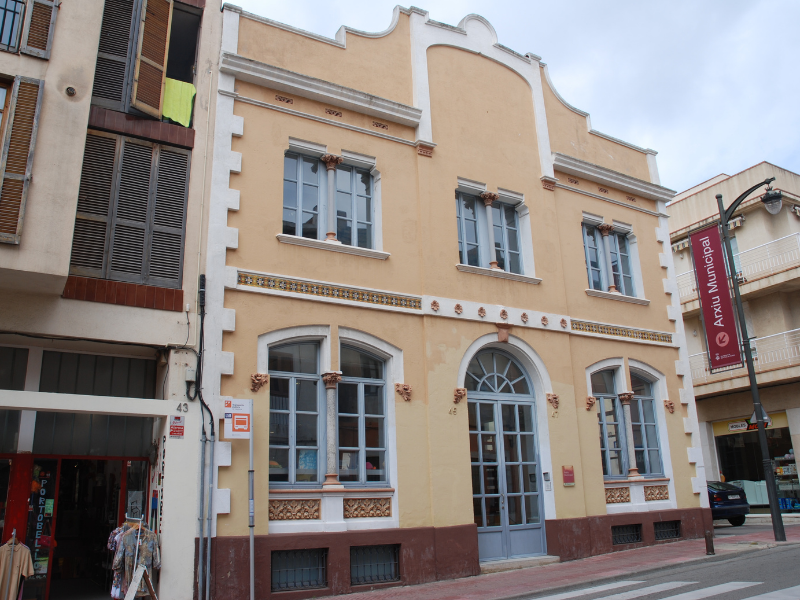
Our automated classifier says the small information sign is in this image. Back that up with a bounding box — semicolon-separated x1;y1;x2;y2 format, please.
169;415;185;439
224;399;253;440
562;465;575;487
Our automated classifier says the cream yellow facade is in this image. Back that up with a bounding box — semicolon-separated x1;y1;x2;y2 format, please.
204;6;708;597
669;162;800;509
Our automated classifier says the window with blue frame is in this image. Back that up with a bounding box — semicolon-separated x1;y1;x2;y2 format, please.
456;191;522;274
609;232;635;296
592;370;624;477
268;342;322;485
582;224;605;291
582;223;636;296
283;153;320;240
336;164;373;248
630;371;662;475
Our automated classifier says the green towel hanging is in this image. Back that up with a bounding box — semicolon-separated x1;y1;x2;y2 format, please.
162;78;196;128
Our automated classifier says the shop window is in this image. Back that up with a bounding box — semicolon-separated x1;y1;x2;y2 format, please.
268;343;321;485
38;351;157;398
92;0;200;119
271;548;327;592
350;544;399;585
338;346;386;485
68;131;190;289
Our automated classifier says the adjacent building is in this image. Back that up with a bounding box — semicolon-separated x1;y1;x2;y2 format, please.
669;162;800;511
203;5;709;598
0;0;220;598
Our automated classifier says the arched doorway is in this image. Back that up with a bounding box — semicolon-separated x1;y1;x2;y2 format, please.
466;349;545;560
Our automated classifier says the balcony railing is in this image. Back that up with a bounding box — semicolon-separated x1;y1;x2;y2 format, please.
676;233;800;303
689;328;800;385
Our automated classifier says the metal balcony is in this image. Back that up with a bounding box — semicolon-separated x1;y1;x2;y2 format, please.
676;232;800;303
689;328;800;385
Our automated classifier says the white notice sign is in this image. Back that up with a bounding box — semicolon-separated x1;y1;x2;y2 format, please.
224;398;252;439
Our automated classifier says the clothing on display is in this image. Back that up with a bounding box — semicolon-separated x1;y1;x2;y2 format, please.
111;523;160;599
0;537;33;600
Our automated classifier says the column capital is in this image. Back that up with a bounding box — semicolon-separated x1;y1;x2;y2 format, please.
321;154;344;170
480;191;499;207
618;391;634;405
597;223;615;236
322;372;342;389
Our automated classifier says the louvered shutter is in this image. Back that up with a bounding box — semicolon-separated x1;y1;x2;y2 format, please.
92;0;136;110
106;138;154;284
69;132;120;277
130;0;173;118
0;77;44;245
146;145;189;288
20;0;59;59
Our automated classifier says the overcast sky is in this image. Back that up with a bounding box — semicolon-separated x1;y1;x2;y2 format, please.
230;1;800;194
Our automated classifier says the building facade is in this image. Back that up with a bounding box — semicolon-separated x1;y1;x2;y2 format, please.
669;162;800;512
0;1;220;598
203;5;710;598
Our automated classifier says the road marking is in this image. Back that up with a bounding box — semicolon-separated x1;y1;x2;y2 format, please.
742;586;800;599
658;582;762;600
593;582;695;599
531;581;646;599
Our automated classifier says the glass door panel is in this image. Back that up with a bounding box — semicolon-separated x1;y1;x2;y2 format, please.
23;459;59;600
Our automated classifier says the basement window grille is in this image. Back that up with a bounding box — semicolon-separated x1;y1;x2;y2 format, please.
350;544;400;586
611;524;642;545
271;549;327;592
654;520;681;541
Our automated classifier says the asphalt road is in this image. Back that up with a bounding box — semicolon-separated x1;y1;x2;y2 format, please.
527;540;800;600
713;521;783;538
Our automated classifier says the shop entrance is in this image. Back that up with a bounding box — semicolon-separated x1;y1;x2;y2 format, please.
0;457;149;600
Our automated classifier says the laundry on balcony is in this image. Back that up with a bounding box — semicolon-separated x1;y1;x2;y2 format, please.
163;78;196;128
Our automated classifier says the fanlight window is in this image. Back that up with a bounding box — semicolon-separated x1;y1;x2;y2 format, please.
465;351;529;394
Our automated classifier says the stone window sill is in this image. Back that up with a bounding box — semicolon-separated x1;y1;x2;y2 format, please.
456;264;542;284
277;234;390;260
269;487;394;495
586;289;650;305
604;477;669;485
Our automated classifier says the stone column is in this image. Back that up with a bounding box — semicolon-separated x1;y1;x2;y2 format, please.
481;192;501;270
597;223;618;292
619;392;640;477
321;154;344;243
322;371;342;486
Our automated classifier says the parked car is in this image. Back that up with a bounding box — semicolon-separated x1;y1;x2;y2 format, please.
708;481;750;526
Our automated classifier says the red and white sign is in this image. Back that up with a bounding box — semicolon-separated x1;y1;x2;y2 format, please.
169;416;185;439
689;226;742;371
562;465;575;487
224;399;252;440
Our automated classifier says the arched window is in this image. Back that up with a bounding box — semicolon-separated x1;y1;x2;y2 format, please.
268;343;321;484
592;370;624;477
465;351;530;394
338;346;386;485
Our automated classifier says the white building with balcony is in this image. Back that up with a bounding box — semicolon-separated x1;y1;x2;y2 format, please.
669;162;800;513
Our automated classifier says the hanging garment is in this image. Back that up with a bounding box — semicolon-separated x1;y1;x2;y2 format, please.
0;540;33;600
110;527;130;599
112;527;161;598
162;78;196;128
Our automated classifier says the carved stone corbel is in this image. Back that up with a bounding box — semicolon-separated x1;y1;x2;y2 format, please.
586;396;596;410
664;399;675;414
322;372;342;389
395;383;412;402
496;323;512;343
250;373;269;393
618;392;634;405
547;393;559;409
454;388;467;404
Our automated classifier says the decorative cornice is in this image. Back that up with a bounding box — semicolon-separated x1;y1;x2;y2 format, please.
220;52;422;127
276;234;390;260
571;319;673;344
343;497;391;518
269;499;320;520
644;485;669;501
553;153;676;203
585;289;650;306
455;264;542;284
557;182;664;217
605;487;631;504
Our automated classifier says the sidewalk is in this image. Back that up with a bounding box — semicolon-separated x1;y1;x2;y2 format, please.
345;525;800;600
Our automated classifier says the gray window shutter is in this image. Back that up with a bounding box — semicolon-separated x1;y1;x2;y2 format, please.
106;137;154;284
69;132;120;277
92;0;137;111
0;76;44;245
20;0;59;59
146;145;189;288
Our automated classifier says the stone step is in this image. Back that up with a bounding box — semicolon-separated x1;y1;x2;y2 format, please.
745;514;800;524
479;554;560;575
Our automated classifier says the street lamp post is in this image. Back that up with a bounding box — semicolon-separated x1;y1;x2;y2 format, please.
716;176;785;542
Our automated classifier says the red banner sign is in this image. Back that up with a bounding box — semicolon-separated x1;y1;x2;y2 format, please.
689;226;742;371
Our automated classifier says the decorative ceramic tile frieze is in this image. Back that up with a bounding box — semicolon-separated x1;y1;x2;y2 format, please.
237;271;422;310
605;487;631;504
571;320;672;344
269;499;321;520
344;498;391;518
644;485;669;501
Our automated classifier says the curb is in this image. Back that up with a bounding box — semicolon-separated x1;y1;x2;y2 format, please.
492;541;800;600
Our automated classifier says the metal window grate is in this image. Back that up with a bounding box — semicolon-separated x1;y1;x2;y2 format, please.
350;544;400;586
0;0;25;52
271;549;327;592
654;520;681;541
611;524;642;545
